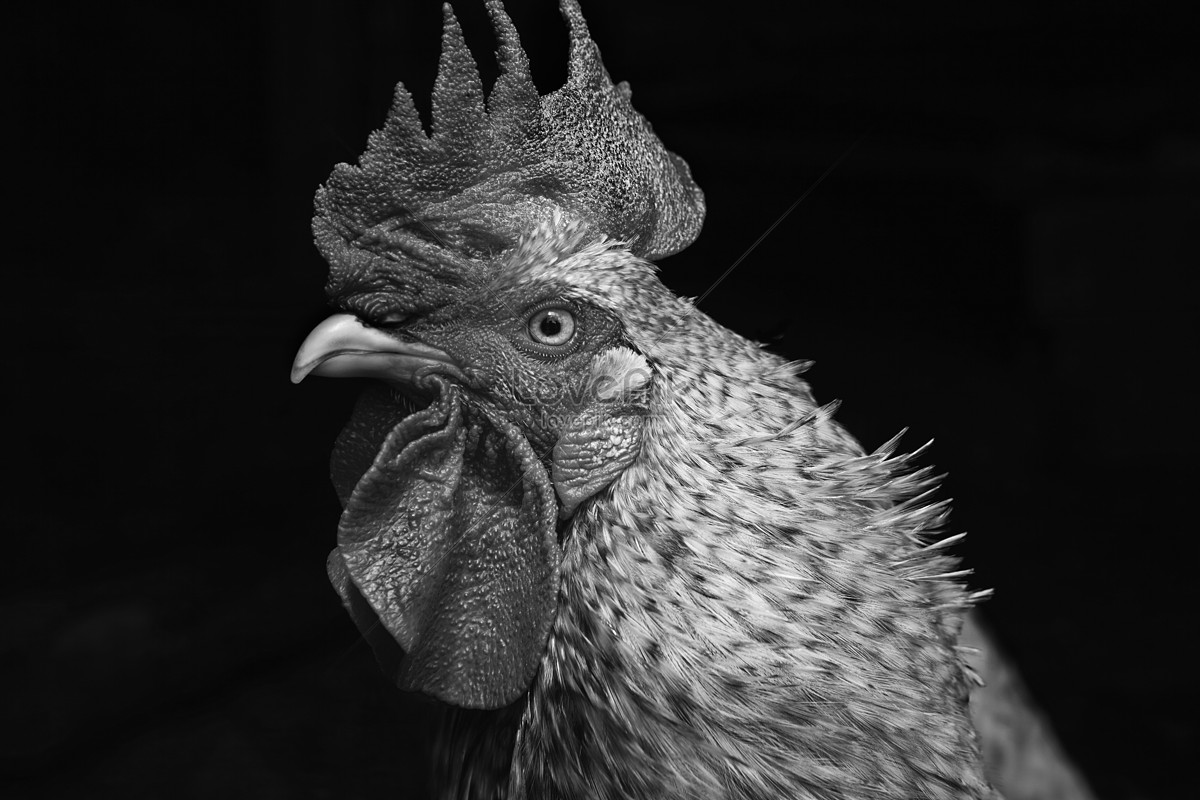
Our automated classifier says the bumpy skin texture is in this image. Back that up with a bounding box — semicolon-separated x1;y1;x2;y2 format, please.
313;0;704;317
334;377;560;708
300;2;1097;799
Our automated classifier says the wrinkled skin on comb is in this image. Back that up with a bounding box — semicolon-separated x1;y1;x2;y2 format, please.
313;0;706;315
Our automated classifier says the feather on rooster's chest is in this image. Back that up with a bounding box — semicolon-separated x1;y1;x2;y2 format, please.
496;318;997;800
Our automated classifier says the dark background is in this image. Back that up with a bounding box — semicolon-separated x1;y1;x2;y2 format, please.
7;1;1195;798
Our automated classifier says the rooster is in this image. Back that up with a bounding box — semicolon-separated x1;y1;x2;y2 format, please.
292;2;1093;798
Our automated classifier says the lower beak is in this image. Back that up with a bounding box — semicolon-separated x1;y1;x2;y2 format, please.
291;314;460;385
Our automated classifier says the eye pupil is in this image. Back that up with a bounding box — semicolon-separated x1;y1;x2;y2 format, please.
540;316;562;337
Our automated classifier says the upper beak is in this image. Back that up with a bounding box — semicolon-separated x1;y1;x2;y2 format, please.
291;313;460;385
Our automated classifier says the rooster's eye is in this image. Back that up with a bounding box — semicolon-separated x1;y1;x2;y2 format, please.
527;308;576;346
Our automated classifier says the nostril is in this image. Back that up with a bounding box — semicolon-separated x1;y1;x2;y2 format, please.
377;311;409;328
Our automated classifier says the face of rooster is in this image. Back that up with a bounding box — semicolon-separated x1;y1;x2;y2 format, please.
293;226;676;709
292;0;704;711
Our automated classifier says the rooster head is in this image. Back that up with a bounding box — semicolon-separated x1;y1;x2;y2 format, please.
292;0;703;710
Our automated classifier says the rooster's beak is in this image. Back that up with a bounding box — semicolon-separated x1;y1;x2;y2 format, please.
291;313;460;385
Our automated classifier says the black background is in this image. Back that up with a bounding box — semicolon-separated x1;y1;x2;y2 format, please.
7;1;1196;798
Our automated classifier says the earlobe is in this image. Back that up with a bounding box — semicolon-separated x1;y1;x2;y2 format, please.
551;348;651;518
552;415;645;517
